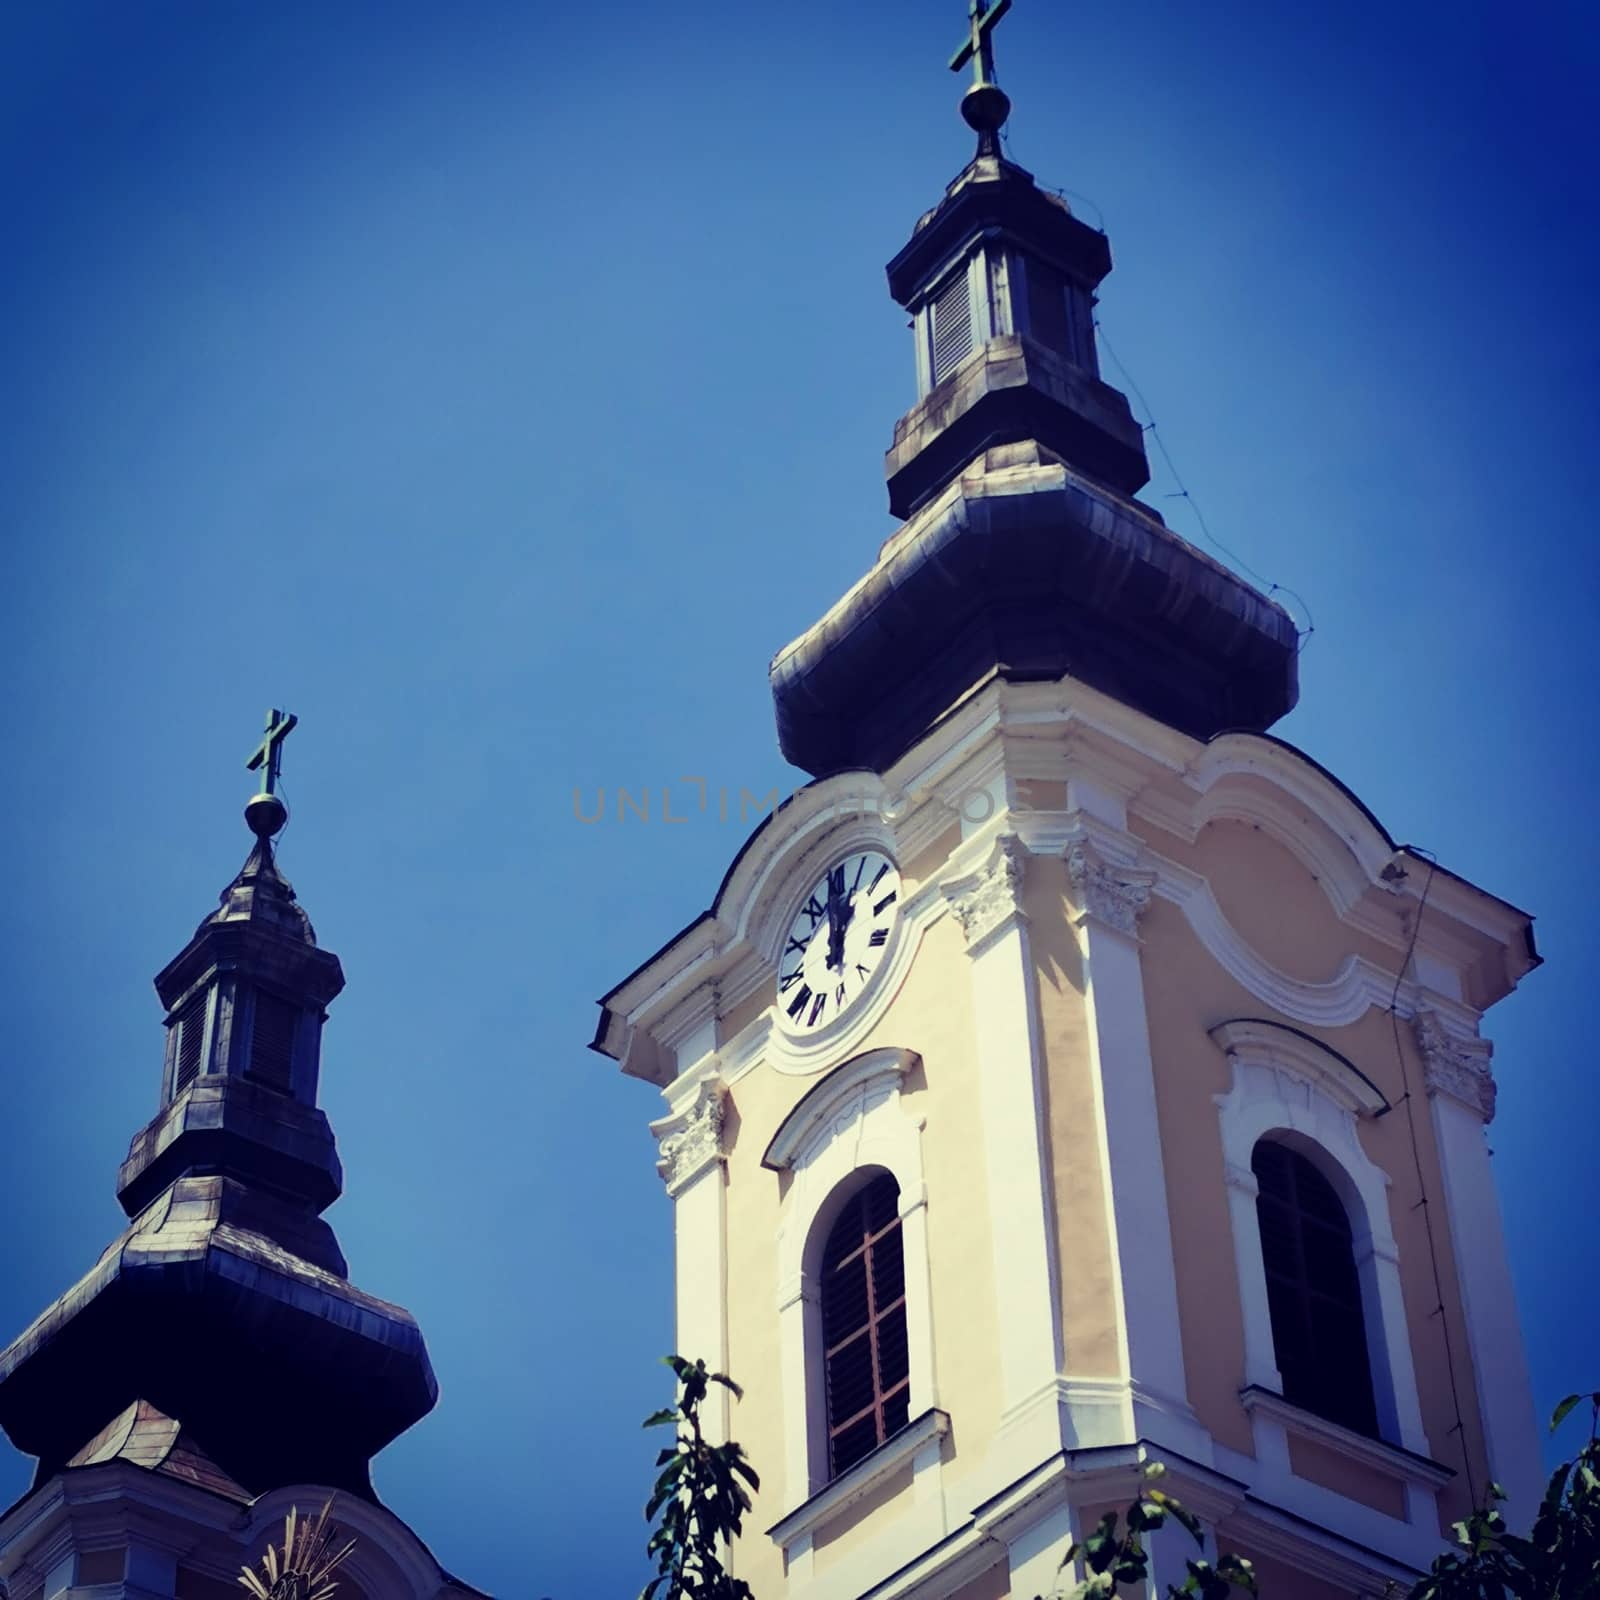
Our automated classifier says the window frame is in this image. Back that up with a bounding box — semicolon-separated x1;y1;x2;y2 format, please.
1251;1137;1380;1438
819;1172;912;1477
764;1047;940;1516
1211;1018;1430;1458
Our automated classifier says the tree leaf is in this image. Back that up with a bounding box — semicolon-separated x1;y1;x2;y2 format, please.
1551;1394;1584;1432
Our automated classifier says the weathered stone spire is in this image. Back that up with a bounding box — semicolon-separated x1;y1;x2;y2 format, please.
0;717;436;1500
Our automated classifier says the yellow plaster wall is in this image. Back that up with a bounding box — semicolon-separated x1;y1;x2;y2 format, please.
1134;814;1491;1529
1028;853;1123;1378
1288;1432;1407;1519
1213;1541;1352;1600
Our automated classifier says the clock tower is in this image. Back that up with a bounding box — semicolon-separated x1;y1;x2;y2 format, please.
590;10;1543;1599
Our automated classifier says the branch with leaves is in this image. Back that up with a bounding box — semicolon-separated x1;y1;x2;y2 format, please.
641;1355;762;1600
1404;1390;1600;1600
1038;1462;1256;1600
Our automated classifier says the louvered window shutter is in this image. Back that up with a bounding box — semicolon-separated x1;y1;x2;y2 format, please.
820;1173;911;1478
248;990;299;1095
1252;1140;1379;1437
172;994;208;1099
930;270;975;385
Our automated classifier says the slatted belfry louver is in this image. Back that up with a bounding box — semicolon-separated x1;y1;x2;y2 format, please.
172;994;208;1099
930;269;975;385
821;1172;910;1479
248;989;299;1095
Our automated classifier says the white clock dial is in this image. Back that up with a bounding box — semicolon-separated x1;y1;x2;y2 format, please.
777;850;901;1034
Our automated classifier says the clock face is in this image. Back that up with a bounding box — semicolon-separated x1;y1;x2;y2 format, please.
777;850;901;1034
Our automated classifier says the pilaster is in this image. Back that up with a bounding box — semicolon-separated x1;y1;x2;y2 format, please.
651;1069;731;1444
1064;821;1209;1462
942;833;1064;1476
1413;1009;1543;1527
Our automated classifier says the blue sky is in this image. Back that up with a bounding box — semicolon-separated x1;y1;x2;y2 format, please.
1;3;1596;1595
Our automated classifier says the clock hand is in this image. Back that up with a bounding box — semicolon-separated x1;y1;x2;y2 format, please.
826;866;848;972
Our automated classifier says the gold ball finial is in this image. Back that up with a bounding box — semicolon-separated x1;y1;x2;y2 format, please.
245;791;289;839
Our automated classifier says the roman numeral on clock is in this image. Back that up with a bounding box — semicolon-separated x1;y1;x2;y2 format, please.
787;984;811;1019
869;927;888;947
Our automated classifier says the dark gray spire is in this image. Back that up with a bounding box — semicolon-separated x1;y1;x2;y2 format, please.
0;719;436;1501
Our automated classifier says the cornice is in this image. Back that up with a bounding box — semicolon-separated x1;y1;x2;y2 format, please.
593;673;1536;1085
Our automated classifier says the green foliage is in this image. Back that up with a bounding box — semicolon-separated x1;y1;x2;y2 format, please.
1038;1463;1257;1600
637;1360;1600;1600
1404;1392;1600;1600
641;1355;761;1600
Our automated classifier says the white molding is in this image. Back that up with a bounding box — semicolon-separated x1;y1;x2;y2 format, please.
652;1058;733;1445
1150;854;1391;1027
770;1049;938;1522
1064;824;1210;1467
941;832;1028;955
763;1048;921;1172
651;1075;727;1197
1064;833;1154;937
1213;1045;1432;1459
766;1409;950;1548
953;835;1068;1481
1413;1007;1497;1123
1425;1085;1544;1528
1240;1386;1452;1488
1234;1408;1448;1573
1209;1018;1388;1118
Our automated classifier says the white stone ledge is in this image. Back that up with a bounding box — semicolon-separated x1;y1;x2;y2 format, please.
1240;1386;1454;1490
766;1409;950;1549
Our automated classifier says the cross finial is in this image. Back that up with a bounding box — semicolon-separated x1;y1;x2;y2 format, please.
948;0;1013;151
950;0;1010;89
244;708;297;839
247;708;297;797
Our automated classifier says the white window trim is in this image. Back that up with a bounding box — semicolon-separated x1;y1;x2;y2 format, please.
764;1046;943;1577
765;1406;950;1549
1210;1019;1431;1460
1239;1386;1453;1493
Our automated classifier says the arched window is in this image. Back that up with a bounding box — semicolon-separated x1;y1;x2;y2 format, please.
820;1172;909;1477
1253;1139;1378;1437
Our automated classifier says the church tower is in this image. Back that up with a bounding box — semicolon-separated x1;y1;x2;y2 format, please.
0;715;483;1600
592;10;1543;1599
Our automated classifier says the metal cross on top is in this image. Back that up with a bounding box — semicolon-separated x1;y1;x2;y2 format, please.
949;0;1011;88
246;707;298;798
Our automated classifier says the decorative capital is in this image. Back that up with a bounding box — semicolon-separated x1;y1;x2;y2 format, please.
1065;834;1154;937
1412;1008;1496;1123
655;1079;727;1196
944;834;1028;953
